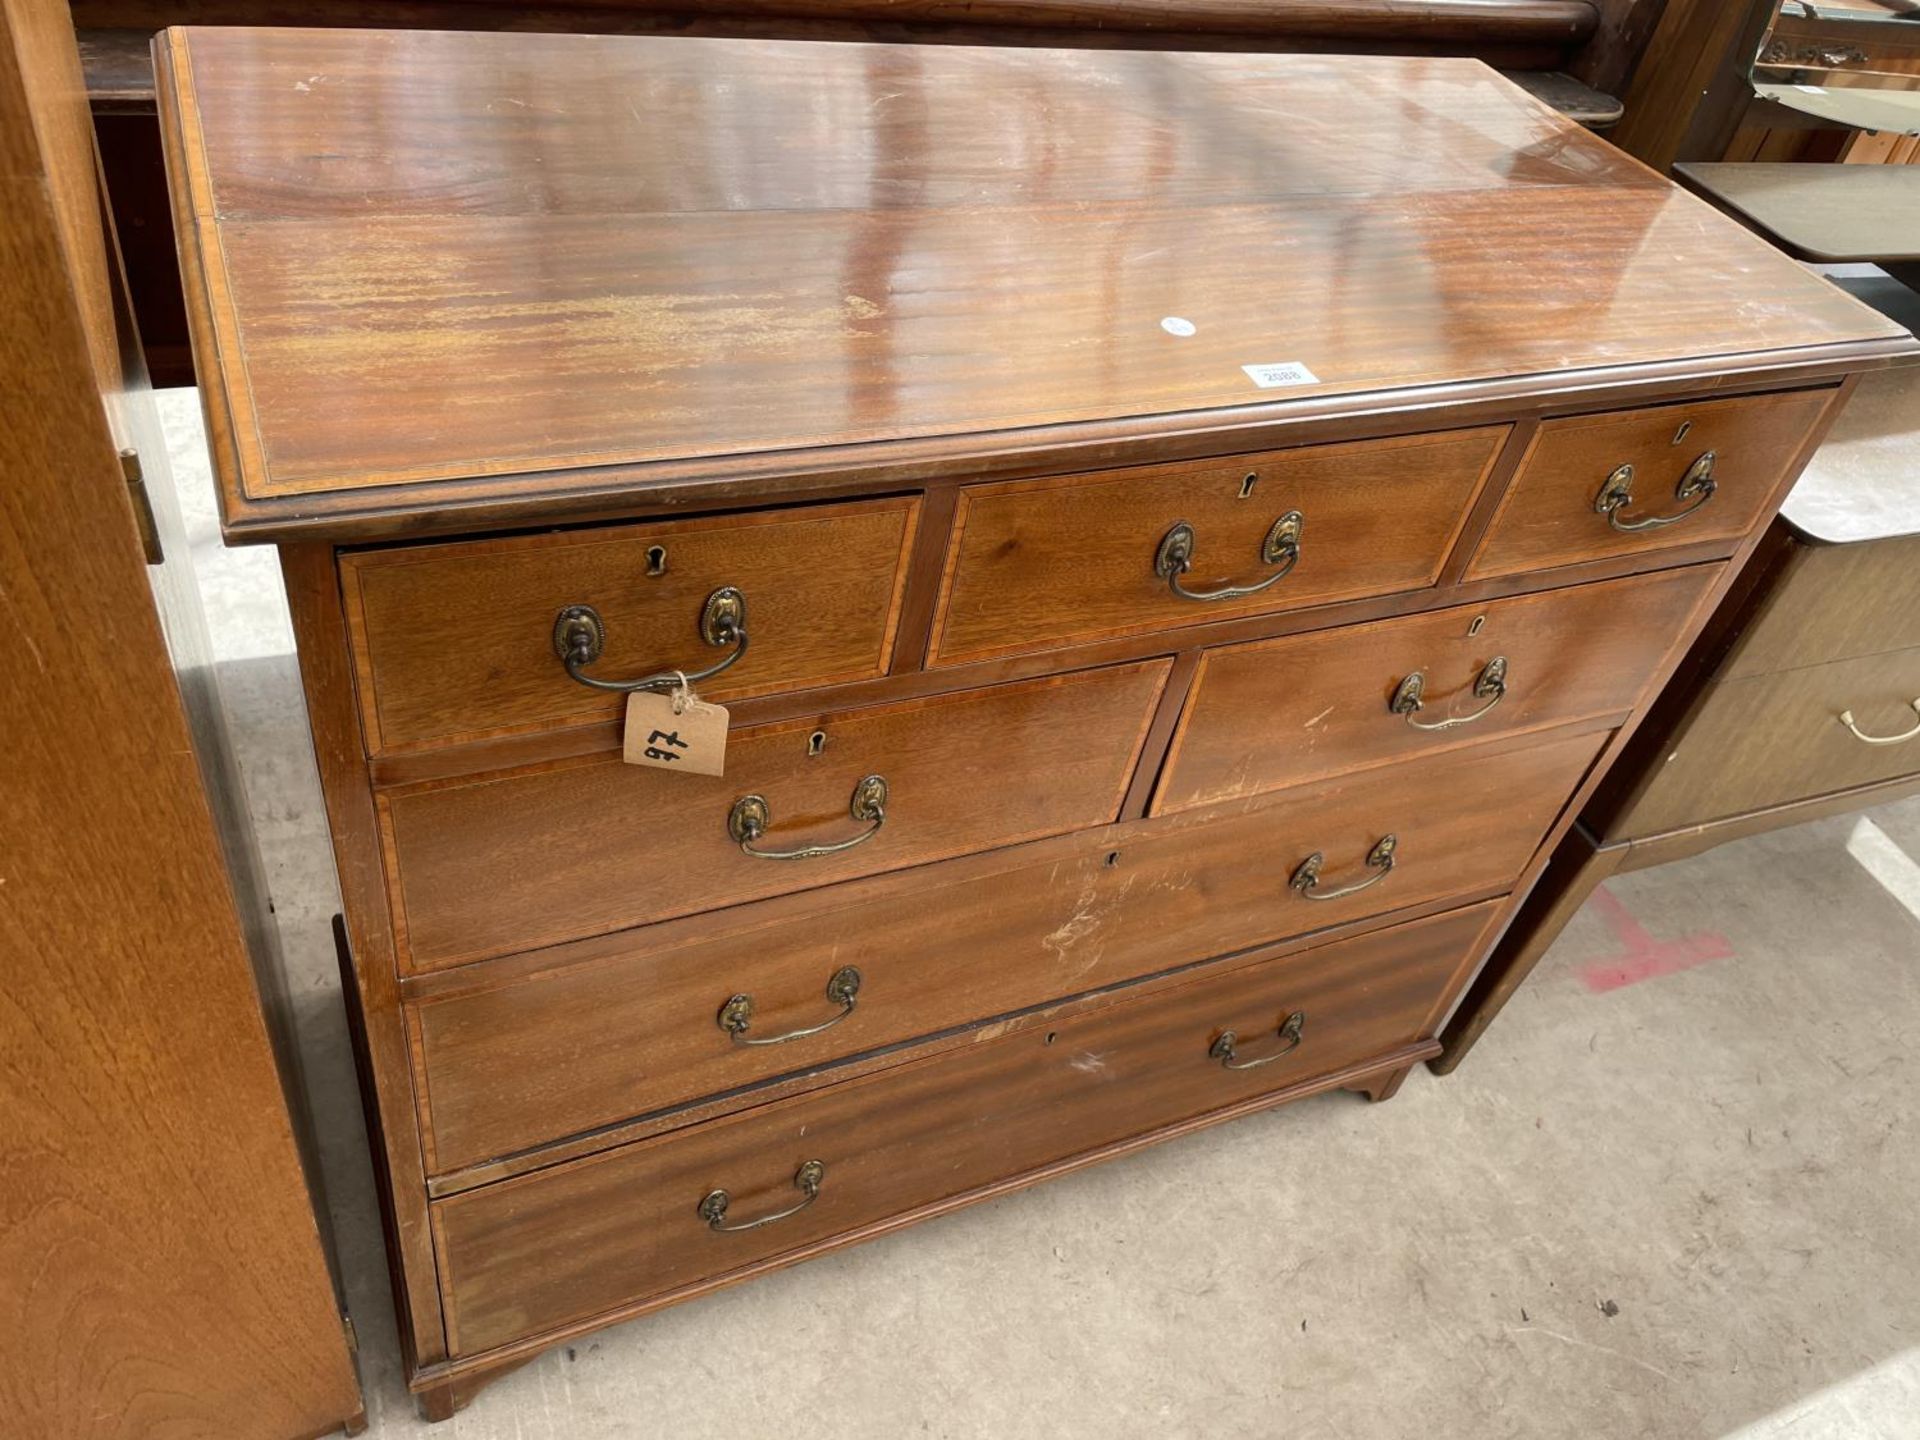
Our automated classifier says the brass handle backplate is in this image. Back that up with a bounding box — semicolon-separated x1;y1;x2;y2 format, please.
1837;699;1920;747
728;775;888;860
699;1160;825;1233
1593;453;1716;533
718;967;862;1045
1210;1011;1306;1071
1391;656;1508;731
1154;511;1303;602
1291;835;1397;902
552;586;748;693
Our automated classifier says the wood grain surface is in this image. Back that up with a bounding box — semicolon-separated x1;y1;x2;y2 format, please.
927;426;1503;665
1154;564;1717;813
381;658;1170;968
153;28;1909;540
1;0;119;386
86;0;1603;53
178;35;1648;222
1606;0;1775;173
431;899;1498;1355
1613;646;1920;837
136;18;1917;1411
284;543;456;1377
1;3;361;1432
410;723;1601;1172
342;495;919;752
1465;387;1838;580
1722;532;1920;681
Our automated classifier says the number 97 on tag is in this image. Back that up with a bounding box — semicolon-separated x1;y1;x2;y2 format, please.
623;686;729;776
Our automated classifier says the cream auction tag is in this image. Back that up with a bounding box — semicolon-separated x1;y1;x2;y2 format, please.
623;680;728;775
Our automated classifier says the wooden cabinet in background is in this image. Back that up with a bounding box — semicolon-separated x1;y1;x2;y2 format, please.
0;2;362;1437
1438;365;1920;1073
153;27;1915;1420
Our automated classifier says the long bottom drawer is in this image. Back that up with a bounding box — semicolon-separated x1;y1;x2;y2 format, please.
433;900;1500;1355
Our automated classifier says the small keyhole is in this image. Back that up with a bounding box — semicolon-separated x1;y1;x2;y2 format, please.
1671;421;1692;446
808;730;826;757
1239;472;1258;499
1467;614;1486;638
1044;1031;1057;1046
1105;851;1121;868
646;545;668;576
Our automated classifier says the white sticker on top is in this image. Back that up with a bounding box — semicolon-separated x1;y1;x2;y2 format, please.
1242;361;1320;390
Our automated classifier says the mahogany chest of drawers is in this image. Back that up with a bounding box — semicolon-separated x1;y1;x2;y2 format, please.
153;28;1918;1418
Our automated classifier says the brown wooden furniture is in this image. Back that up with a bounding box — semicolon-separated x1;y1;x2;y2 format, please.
1;2;364;1436
1610;0;1920;173
1608;0;1784;171
1675;159;1920;301
153;27;1916;1418
78;0;1638;387
1675;162;1920;263
1437;363;1920;1071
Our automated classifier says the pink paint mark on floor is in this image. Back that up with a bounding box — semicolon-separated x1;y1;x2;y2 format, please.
1576;884;1735;994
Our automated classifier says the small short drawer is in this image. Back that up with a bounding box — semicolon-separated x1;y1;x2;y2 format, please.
340;497;921;754
431;900;1501;1356
1464;388;1834;582
1619;645;1920;837
410;725;1602;1171
380;659;1170;971
1154;566;1716;815
926;428;1506;667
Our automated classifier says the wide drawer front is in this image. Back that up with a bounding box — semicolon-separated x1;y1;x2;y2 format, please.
432;900;1501;1356
341;496;921;754
1464;389;1832;582
926;427;1506;667
1154;566;1716;815
412;726;1603;1172
381;659;1169;970
1723;531;1920;682
1620;646;1920;838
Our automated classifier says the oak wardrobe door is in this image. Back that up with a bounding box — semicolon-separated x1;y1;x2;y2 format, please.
0;3;363;1437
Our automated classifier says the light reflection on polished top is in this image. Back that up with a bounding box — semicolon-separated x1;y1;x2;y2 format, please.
158;28;1912;523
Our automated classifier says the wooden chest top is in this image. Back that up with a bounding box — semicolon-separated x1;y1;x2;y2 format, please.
155;28;1914;541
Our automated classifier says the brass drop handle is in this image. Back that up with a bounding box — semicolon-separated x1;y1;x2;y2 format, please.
552;586;748;693
1290;835;1397;901
699;1160;825;1233
1210;1011;1305;1071
1593;453;1716;533
1153;511;1303;602
1391;656;1508;731
1837;699;1920;747
728;775;888;860
718;967;862;1046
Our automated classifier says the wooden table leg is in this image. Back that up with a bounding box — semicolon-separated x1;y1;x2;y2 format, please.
1431;823;1625;1074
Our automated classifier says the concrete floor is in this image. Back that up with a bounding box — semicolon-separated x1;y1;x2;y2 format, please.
158;389;1920;1440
